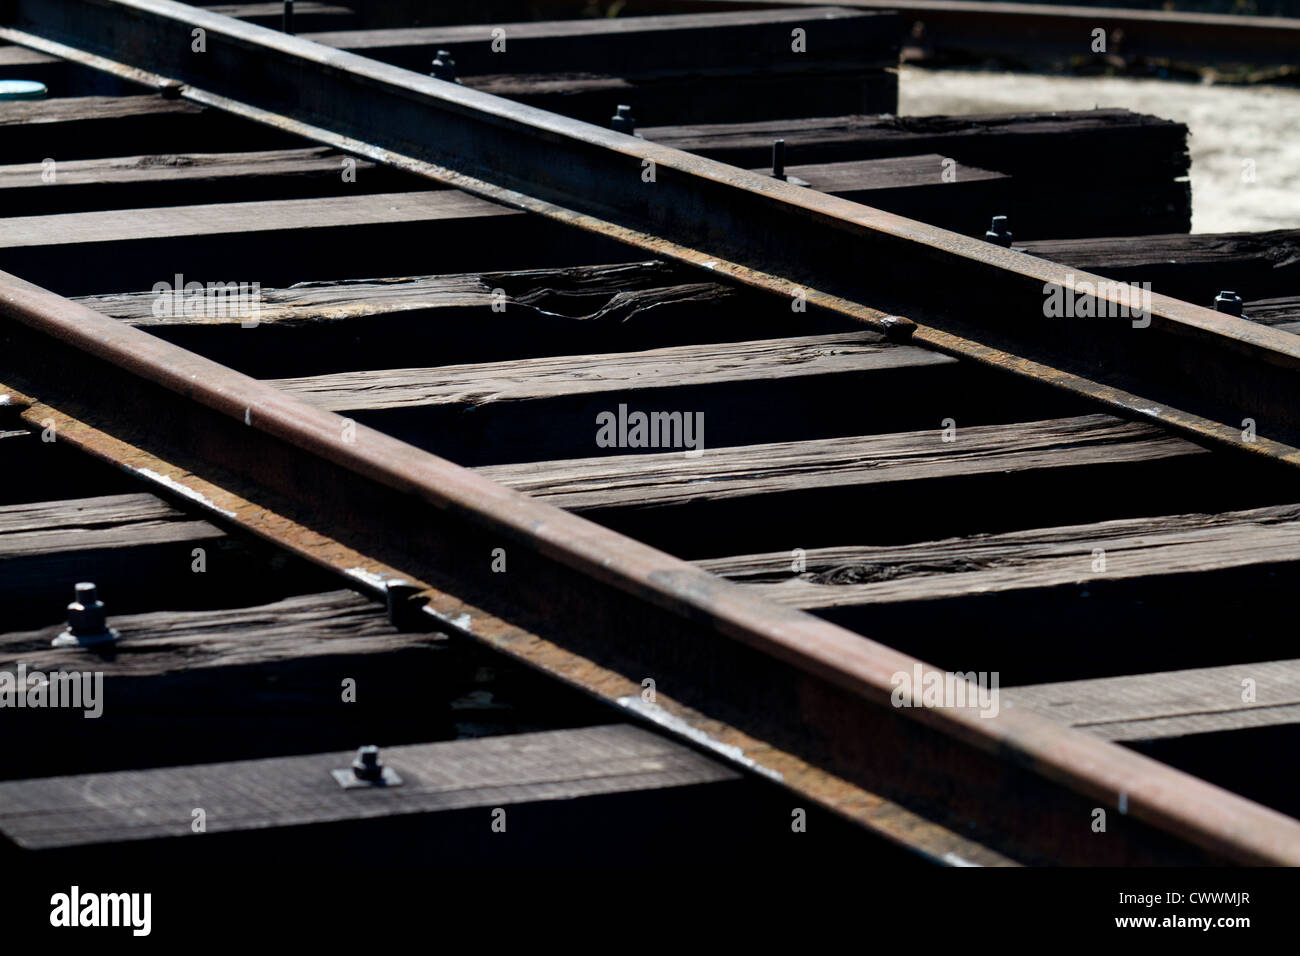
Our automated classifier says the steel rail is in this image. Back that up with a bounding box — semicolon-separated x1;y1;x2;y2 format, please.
4;275;1300;867
601;0;1300;68
4;0;1300;477
3;1;1300;862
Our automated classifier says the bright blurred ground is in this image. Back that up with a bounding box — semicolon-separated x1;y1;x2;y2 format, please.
899;65;1300;233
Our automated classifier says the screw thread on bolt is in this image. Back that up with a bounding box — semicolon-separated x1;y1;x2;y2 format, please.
611;104;635;135
772;139;786;180
1214;290;1243;317
283;0;294;35
985;215;1013;248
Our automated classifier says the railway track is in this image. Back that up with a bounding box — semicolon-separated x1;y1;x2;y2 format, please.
2;0;1299;896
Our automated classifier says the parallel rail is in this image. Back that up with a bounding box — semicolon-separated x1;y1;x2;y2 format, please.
5;0;1300;470
1;0;1299;866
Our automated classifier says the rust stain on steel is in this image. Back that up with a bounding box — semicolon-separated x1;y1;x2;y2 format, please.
4;273;1300;866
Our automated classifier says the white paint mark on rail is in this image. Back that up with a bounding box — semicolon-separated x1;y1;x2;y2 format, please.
617;696;782;782
137;468;237;518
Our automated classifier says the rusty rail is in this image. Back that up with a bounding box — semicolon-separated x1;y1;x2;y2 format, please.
4;0;1300;476
4;0;1300;864
4;267;1300;865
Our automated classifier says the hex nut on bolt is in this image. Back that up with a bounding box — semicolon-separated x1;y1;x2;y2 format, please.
985;215;1013;248
1214;290;1244;317
611;104;635;135
332;745;403;788
353;745;382;781
430;50;459;83
52;582;119;648
385;579;428;632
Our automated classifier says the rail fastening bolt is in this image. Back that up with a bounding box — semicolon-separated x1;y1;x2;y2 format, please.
985;215;1013;248
68;582;108;636
1214;290;1243;316
611;104;635;135
385;579;427;632
772;139;786;180
430;50;458;83
352;745;383;782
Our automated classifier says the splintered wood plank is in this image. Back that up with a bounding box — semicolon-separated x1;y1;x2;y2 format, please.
0;589;419;676
68;261;859;380
1026;230;1300;303
642;109;1191;179
1242;295;1300;331
0;190;619;295
0;147;354;190
466;70;897;126
767;154;1006;192
266;332;955;411
0;492;222;613
303;8;899;75
0;724;737;848
759;153;1007;235
758;153;1188;238
1005;661;1300;741
262;330;1073;467
0;492;217;556
0;493;332;628
0;95;302;162
697;501;1300;608
0;146;415;214
648;109;1191;234
0;190;501;248
74;262;727;327
476;414;1205;511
